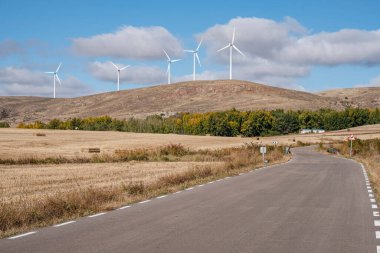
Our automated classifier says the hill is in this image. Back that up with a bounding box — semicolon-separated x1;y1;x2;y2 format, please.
317;87;380;108
0;80;372;124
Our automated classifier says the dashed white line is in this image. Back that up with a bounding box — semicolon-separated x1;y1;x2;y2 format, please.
375;220;380;227
174;191;182;194
377;245;380;253
207;181;215;184
225;177;231;179
197;184;205;187
118;205;131;210
371;199;376;203
239;173;244;175
216;179;222;182
8;231;37;240
376;231;380;239
89;212;106;218
372;204;378;209
370;194;375;198
186;187;194;191
374;211;380;217
53;221;76;227
368;186;372;189
156;195;167;199
369;190;373;193
139;200;151;204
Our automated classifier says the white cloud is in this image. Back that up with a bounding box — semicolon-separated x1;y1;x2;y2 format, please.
72;26;183;60
88;61;166;85
356;76;380;87
0;67;92;97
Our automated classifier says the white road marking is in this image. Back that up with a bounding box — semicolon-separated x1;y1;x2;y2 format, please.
377;245;380;253
197;184;205;187
156;195;167;199
225;177;231;179
53;221;76;227
369;190;373;193
186;187;194;191
207;181;214;184
372;204;378;209
8;231;37;239
366;183;371;186
374;211;380;217
174;191;182;194
371;199;376;203
89;212;106;218
368;186;372;189
216;179;222;182
375;220;380;226
139;200;151;204
239;173;244;175
118;205;131;210
376;231;380;239
370;194;375;198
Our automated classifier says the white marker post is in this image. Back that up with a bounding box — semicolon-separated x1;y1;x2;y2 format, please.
348;134;356;157
260;146;267;166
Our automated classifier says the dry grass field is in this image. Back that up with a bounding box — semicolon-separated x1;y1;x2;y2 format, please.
1;124;380;159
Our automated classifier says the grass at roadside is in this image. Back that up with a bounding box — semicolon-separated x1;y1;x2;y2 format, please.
320;139;380;202
0;143;289;238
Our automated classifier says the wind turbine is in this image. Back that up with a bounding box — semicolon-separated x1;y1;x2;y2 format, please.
217;27;245;80
111;62;130;91
163;49;181;84
184;40;202;81
44;63;62;98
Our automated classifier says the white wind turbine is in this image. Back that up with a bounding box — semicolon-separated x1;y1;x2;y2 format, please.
111;62;130;91
184;40;202;81
44;63;62;98
163;49;181;84
217;27;245;80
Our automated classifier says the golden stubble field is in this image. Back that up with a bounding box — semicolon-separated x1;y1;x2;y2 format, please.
1;125;380;159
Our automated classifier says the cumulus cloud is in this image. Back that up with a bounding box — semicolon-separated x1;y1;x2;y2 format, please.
89;61;167;85
0;39;25;57
0;67;92;97
72;26;183;60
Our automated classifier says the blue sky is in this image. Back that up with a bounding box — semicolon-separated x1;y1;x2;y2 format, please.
1;0;380;97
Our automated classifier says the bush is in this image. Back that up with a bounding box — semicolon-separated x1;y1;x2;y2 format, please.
0;122;10;128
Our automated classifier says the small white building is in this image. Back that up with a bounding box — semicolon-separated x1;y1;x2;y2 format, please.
300;129;325;134
312;129;325;134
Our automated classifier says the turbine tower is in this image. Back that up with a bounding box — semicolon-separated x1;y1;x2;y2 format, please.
184;40;202;81
44;63;62;98
163;49;181;84
217;27;245;80
111;62;130;91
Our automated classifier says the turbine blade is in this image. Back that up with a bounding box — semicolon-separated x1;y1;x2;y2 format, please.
56;62;62;72
233;45;245;56
195;53;201;67
55;74;61;85
171;59;181;63
232;26;235;44
217;44;230;52
184;50;194;53
120;65;130;70
163;49;170;60
111;62;119;70
44;72;54;74
196;39;202;51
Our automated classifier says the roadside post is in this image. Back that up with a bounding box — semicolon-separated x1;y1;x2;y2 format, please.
348;134;356;157
260;146;267;166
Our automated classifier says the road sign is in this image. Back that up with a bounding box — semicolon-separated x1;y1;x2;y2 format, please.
260;146;267;154
348;134;356;141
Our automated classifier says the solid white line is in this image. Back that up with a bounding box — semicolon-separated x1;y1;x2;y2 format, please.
375;211;380;217
53;221;76;227
371;199;376;203
156;195;167;199
375;220;380;226
89;212;106;218
372;204;378;209
8;231;37;239
186;187;194;191
118;205;131;210
139;200;151;204
376;231;380;239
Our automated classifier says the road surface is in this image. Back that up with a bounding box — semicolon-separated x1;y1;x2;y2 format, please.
0;146;378;252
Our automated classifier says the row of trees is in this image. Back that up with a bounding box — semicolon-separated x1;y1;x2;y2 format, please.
17;108;380;137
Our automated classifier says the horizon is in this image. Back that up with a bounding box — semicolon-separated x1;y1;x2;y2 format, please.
1;0;380;98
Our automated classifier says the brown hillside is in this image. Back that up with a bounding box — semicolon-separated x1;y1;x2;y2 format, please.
0;80;349;124
318;87;380;108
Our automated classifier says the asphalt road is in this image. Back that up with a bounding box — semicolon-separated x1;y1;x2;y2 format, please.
1;147;378;253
